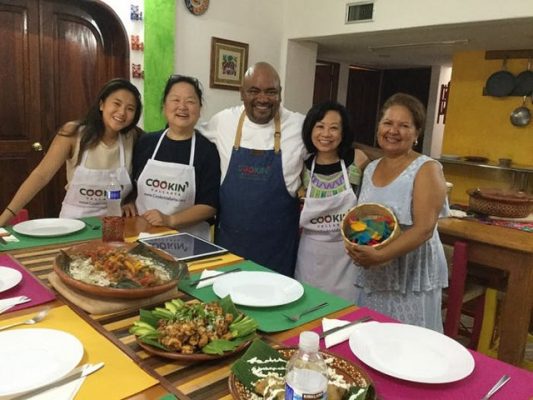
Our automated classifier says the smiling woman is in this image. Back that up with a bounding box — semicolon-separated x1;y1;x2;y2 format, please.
0;78;143;227
125;75;221;241
345;93;450;333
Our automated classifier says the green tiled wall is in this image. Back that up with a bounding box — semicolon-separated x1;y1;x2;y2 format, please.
144;0;175;131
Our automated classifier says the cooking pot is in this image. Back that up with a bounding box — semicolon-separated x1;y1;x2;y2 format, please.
485;59;516;97
512;58;533;96
510;96;531;127
467;188;533;218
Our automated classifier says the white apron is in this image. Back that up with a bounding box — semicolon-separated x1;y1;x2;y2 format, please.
294;158;358;302
135;130;210;240
60;135;132;218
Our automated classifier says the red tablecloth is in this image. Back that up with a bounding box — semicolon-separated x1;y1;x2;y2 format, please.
283;307;533;400
0;254;55;313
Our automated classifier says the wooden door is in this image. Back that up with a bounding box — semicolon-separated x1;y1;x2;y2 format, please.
0;0;128;219
345;67;381;146
313;60;340;105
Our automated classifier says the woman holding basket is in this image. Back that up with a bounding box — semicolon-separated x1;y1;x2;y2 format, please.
345;93;449;332
294;101;368;302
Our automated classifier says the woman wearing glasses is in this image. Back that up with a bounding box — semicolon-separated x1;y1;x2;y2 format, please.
124;75;220;240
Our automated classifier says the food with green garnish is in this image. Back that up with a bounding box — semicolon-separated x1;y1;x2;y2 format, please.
130;296;258;355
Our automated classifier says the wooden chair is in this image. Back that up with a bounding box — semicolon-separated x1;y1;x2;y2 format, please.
476;288;533;371
8;209;29;225
443;241;486;348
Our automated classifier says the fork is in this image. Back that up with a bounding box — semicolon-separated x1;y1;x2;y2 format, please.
481;374;510;400
0;307;50;332
282;302;328;322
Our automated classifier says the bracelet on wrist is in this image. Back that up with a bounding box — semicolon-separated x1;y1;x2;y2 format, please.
5;207;16;217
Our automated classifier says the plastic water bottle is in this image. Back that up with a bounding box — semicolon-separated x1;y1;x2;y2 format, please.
285;331;329;400
106;172;122;216
103;172;124;241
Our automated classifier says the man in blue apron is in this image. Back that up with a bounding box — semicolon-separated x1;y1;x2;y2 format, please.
202;62;307;276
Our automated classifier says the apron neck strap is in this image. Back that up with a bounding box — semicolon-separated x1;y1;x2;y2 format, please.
234;111;282;153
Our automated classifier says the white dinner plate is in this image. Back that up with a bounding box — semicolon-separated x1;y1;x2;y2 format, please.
349;322;475;383
212;271;304;307
0;328;84;396
13;218;85;237
0;266;23;293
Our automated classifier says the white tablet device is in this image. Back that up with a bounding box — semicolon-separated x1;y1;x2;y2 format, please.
138;232;228;261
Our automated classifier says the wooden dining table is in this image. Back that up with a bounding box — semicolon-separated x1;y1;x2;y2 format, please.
2;216;532;400
0;217;355;400
438;217;533;366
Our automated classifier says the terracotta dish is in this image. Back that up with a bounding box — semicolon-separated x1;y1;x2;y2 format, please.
228;347;375;399
54;240;188;299
136;337;252;362
467;188;533;218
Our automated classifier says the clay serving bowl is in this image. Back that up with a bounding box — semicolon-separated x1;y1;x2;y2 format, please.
54;240;188;299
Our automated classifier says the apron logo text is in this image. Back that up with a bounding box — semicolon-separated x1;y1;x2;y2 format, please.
145;178;189;194
238;165;272;181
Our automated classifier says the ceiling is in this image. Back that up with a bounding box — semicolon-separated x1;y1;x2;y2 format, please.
303;18;533;69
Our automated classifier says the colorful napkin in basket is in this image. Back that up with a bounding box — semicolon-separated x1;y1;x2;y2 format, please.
0;254;55;313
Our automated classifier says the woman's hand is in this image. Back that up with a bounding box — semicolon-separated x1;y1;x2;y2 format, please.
122;202;138;217
345;242;386;268
142;209;170;227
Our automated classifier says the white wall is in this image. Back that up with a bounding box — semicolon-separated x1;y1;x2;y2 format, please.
174;0;286;120
101;0;144;126
284;0;533;38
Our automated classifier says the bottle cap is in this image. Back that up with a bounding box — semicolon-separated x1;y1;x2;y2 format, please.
299;331;319;352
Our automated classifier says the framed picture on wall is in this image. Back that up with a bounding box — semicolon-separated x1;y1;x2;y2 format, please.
210;37;249;90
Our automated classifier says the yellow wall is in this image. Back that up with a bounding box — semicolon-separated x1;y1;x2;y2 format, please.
442;51;533;204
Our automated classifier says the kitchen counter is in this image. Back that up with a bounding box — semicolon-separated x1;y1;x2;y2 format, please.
438;217;533;366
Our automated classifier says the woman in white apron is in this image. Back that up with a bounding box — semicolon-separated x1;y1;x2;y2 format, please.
0;78;142;226
125;75;220;241
295;101;369;302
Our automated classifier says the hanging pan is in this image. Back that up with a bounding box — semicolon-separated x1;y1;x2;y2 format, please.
509;96;531;127
512;58;533;96
485;59;515;97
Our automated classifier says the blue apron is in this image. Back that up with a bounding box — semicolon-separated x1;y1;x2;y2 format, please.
215;112;300;276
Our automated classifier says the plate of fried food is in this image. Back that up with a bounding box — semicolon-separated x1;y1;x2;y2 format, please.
54;240;188;299
229;340;376;400
130;296;258;362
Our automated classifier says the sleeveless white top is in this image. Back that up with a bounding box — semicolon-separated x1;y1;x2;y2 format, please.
355;155;449;293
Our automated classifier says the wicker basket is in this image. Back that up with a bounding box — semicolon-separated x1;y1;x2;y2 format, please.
467;188;533;218
341;203;400;249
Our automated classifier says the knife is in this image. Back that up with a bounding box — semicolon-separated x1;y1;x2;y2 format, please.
188;267;242;286
319;316;372;339
12;362;104;400
0;296;31;314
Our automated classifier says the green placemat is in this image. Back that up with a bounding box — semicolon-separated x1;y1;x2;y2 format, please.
178;260;352;333
1;216;102;251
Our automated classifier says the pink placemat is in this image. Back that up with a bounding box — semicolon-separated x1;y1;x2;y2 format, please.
283;307;533;400
0;254;56;313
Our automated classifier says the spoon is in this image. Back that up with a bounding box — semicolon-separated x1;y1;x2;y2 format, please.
0;307;50;332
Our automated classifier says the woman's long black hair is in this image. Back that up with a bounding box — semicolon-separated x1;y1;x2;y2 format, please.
68;78;142;164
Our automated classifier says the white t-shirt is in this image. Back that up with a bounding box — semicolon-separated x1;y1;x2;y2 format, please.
201;105;307;196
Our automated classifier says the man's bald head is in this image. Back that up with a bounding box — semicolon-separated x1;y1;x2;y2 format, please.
240;62;282;124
